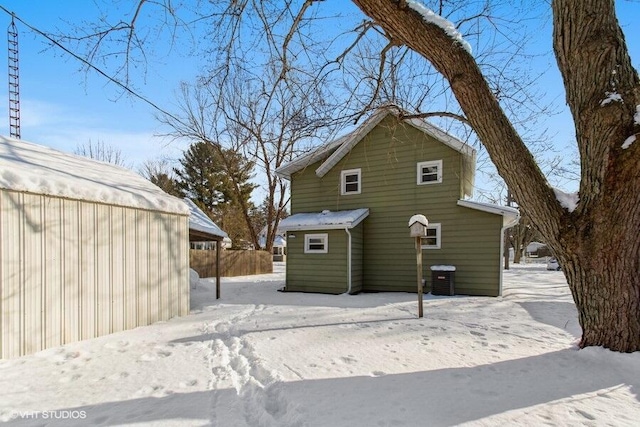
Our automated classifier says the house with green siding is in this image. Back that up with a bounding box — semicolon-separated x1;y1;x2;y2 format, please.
276;107;519;297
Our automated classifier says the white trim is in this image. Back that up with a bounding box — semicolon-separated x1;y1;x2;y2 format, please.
456;200;520;227
417;160;443;185
420;223;441;249
304;233;328;254
345;228;352;294
341;168;362;195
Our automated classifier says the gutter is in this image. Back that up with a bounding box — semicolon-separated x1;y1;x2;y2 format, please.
345;227;352;294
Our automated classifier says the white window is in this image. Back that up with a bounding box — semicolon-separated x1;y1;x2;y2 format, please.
305;233;328;253
420;224;441;249
341;168;361;195
417;160;443;185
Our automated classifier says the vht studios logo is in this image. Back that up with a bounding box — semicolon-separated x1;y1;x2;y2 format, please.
12;410;87;420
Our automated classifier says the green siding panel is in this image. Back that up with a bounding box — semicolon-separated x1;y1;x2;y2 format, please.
288;116;504;296
285;229;349;294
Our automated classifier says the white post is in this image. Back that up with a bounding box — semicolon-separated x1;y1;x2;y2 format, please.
416;236;423;318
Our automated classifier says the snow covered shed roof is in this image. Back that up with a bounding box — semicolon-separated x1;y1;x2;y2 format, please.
278;208;370;231
184;198;228;240
457;200;519;228
0;136;188;215
276;106;477;197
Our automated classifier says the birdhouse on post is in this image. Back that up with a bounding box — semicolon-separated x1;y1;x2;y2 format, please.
408;214;429;237
408;214;428;318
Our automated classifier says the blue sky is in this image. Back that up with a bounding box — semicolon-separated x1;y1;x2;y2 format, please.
0;1;638;193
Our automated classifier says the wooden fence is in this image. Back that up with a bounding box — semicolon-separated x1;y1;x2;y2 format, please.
190;249;273;278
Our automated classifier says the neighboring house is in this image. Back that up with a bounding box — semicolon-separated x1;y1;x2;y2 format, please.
0;136;190;359
276;107;519;297
525;241;549;257
258;224;287;261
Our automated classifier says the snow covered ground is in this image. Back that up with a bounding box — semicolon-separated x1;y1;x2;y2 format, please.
1;263;638;426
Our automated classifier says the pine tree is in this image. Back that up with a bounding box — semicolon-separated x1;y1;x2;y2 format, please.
175;141;257;244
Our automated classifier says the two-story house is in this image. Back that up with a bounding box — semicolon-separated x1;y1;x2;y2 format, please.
276;107;519;297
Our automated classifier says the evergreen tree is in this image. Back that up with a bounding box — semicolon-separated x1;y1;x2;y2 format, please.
174;141;257;243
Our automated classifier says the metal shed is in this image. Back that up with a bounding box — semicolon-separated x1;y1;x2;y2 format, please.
0;136;190;359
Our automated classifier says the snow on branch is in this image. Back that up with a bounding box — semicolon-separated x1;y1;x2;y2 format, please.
622;135;636;150
552;187;579;212
622;105;640;149
600;92;623;106
406;0;472;54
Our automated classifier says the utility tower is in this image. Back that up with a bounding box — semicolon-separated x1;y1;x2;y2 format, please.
8;15;20;139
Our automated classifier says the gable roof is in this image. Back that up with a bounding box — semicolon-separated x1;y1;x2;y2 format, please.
276;107;477;197
278;208;370;231
184;198;228;240
0;136;188;215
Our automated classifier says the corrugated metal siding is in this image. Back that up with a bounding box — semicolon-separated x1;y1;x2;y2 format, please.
290;116;503;295
0;189;189;359
285;229;348;294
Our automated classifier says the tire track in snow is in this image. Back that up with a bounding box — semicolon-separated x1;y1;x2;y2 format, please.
205;304;305;427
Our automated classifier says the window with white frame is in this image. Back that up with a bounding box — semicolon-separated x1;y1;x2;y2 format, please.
420;224;441;249
341;168;361;195
417;160;443;185
304;233;328;253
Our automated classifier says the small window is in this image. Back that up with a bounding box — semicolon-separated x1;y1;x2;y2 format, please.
417;160;443;185
341;168;361;195
420;224;441;249
305;233;328;253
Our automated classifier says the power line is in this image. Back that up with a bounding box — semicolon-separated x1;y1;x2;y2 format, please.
0;5;184;126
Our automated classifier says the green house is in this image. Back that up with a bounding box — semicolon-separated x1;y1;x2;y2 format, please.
276;107;519;296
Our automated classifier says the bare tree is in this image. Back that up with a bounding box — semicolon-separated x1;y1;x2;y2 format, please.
139;158;181;196
67;0;639;351
75;139;131;168
161;63;336;251
349;0;640;352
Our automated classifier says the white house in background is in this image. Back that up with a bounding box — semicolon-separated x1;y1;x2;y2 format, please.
526;241;547;257
258;224;287;261
0;136;190;359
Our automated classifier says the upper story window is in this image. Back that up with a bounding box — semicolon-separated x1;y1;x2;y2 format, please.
420;224;441;249
341;168;361;195
417;160;443;185
304;233;328;254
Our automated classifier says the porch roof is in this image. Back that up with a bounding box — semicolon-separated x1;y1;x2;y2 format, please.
279;208;370;231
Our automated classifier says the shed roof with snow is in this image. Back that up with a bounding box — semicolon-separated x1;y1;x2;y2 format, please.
184;198;228;241
0;136;187;214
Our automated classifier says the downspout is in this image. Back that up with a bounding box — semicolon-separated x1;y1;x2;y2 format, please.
499;224;508;296
345;227;352;294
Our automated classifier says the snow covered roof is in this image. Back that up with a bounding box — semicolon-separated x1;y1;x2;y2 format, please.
408;214;429;227
184;198;228;239
276;107;476;197
0;136;188;214
258;234;287;248
278;208;370;231
457;200;519;227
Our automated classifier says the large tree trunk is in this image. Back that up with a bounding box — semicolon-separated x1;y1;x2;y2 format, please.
352;0;640;351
